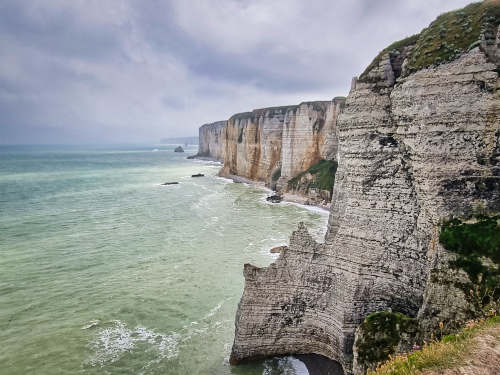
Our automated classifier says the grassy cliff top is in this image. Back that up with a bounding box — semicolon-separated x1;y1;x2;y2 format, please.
360;0;500;80
369;315;500;375
229;105;298;121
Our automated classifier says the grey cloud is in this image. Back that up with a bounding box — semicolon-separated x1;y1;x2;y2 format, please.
0;0;474;144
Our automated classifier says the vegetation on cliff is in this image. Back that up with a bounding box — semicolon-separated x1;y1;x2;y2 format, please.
368;315;500;375
360;0;500;80
439;214;500;307
287;159;338;193
355;312;418;372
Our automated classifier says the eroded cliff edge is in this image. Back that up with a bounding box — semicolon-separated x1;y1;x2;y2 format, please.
230;2;500;374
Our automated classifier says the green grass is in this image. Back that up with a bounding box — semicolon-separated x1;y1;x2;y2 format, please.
287;159;338;193
360;0;500;81
439;214;500;304
368;315;500;375
359;34;419;80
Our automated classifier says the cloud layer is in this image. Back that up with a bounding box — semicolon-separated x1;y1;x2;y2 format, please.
0;0;473;144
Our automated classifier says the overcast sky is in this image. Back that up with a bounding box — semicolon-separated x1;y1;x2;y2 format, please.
0;0;473;144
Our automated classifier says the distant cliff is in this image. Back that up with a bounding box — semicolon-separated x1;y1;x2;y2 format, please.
195;99;345;205
230;1;500;374
195;120;227;161
219;105;294;184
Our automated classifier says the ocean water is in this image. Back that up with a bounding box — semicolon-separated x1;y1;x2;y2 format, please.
0;144;329;375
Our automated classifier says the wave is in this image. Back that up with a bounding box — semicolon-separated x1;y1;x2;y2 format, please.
86;300;227;368
87;320;180;367
81;320;100;330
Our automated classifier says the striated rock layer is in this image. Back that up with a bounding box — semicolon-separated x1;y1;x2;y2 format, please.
277;99;344;188
196;120;227;161
194;101;345;204
230;22;500;375
217;101;346;190
219;106;293;183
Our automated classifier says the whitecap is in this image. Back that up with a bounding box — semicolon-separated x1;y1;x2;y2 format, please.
87;320;180;367
215;176;234;184
81;320;100;330
202;301;223;320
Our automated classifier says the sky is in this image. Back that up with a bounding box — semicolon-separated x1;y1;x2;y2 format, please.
0;0;474;144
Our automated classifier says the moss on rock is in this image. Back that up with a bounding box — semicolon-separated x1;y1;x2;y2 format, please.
439;214;500;306
287;159;338;194
354;311;418;373
360;0;500;81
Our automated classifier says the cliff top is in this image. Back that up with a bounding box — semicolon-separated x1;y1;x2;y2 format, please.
360;0;500;81
229;100;339;121
199;120;227;129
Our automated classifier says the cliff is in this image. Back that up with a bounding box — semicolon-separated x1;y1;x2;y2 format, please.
211;99;345;204
219;106;294;183
278;99;343;185
195;120;227;161
230;1;500;374
195;100;345;204
277;99;345;206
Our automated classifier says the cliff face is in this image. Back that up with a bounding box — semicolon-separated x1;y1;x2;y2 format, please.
216;101;345;195
219;106;293;183
197;121;227;161
230;9;499;374
278;99;343;186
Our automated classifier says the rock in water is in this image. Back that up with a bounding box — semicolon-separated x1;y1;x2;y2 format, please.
266;195;282;203
174;146;184;152
161;182;179;185
191;173;204;178
269;245;287;254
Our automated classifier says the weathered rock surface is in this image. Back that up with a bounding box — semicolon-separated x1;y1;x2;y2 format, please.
230;23;500;375
219;106;293;184
193;101;344;203
270;245;287;254
195;120;227;161
266;195;283;203
277;99;344;191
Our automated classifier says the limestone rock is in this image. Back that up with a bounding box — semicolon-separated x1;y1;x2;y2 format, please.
194;100;345;204
230;42;500;375
196;120;227;161
219;106;293;184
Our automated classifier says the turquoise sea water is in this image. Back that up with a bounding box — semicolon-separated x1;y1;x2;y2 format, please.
0;145;329;375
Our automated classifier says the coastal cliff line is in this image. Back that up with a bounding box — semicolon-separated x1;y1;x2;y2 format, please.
229;1;500;375
193;98;346;206
194;120;227;161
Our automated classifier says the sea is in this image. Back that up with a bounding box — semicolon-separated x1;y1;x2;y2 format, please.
0;144;331;375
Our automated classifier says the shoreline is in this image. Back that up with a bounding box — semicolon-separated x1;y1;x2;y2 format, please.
187;155;331;211
217;171;331;212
